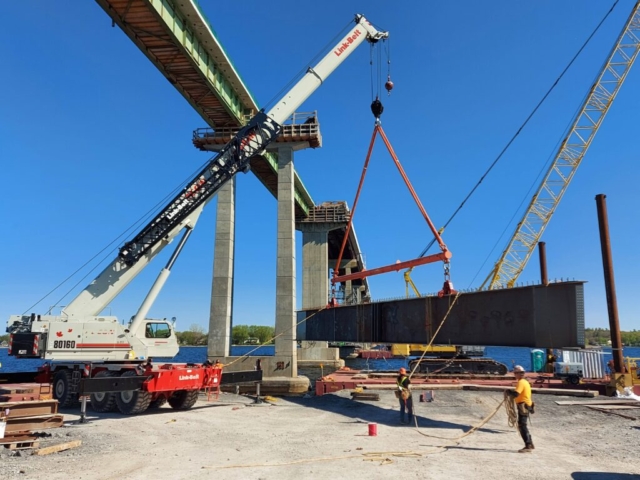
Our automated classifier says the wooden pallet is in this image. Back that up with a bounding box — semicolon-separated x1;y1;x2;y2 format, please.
0;435;40;450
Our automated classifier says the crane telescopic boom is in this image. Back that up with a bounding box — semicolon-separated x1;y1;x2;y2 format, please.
60;15;388;319
482;1;640;290
7;13;389;372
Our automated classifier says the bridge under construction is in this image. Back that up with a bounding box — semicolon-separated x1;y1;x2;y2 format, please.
89;0;600;387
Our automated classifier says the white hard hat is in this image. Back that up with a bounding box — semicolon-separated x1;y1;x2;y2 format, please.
513;365;525;373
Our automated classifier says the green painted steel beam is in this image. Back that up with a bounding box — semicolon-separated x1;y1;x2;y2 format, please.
95;0;314;214
148;0;253;124
151;0;313;214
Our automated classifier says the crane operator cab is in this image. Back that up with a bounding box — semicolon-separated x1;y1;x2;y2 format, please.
144;321;172;339
128;319;179;359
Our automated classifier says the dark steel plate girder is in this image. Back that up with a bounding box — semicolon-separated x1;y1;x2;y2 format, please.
297;282;585;348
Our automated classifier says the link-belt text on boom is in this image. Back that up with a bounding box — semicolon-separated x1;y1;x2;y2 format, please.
334;29;362;56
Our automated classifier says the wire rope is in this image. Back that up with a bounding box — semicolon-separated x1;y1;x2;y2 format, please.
416;0;621;271
261;18;354;113
21;159;211;314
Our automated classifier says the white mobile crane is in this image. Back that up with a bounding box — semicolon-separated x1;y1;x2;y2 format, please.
7;14;389;414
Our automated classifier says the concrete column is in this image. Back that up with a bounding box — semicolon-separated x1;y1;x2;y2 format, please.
207;178;235;358
344;266;353;304
301;229;329;309
275;146;297;376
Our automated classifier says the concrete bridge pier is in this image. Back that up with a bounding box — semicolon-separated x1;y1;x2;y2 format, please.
297;222;345;372
207;178;235;360
207;145;310;394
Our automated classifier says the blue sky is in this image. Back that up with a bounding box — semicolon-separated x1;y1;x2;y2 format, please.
1;1;639;333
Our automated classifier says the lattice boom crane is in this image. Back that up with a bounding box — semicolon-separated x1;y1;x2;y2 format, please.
482;1;640;290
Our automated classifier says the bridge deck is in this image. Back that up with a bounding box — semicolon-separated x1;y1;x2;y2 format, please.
95;0;371;300
95;0;313;216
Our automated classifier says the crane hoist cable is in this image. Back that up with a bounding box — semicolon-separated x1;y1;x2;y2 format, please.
20;159;213;315
262;18;356;112
482;0;639;290
403;0;622;291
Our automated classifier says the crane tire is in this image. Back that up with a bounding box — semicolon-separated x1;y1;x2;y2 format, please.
90;371;118;413
168;390;199;410
149;395;168;409
115;370;151;415
53;370;77;408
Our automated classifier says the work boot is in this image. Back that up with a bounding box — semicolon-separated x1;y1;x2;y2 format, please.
518;444;534;453
400;417;407;425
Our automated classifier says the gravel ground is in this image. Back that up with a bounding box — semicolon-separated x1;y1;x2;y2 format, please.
1;389;638;480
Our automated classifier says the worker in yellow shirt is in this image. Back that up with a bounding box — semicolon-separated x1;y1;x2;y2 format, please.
506;365;534;453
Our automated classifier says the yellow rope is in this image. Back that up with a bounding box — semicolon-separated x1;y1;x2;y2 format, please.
223;281;460;372
410;397;506;443
407;292;462;380
504;390;518;428
203;396;511;470
203;450;434;470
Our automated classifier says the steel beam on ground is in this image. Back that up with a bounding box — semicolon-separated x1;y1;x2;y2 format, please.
5;415;65;434
221;370;263;385
0;400;58;419
0;372;39;384
298;281;585;348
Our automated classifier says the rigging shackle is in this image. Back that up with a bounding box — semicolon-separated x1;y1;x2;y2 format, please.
371;97;384;119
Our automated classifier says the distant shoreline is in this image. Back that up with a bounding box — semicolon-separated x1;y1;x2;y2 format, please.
177;344;275;347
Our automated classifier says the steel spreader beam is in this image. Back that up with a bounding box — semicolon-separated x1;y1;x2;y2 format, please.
333;251;451;284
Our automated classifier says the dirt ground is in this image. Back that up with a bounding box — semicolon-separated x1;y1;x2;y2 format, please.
1;389;638;480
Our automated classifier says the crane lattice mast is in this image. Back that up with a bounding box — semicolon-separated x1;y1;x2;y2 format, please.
483;1;640;290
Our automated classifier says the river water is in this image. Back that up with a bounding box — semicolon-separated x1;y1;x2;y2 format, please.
2;345;638;374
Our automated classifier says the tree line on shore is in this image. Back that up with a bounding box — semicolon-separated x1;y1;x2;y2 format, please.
585;327;640;347
1;327;636;347
0;324;276;347
173;324;275;346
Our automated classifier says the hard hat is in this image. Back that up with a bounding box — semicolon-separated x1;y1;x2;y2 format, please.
513;365;525;373
398;367;407;375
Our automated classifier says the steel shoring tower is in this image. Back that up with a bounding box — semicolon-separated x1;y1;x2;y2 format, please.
483;2;640;290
